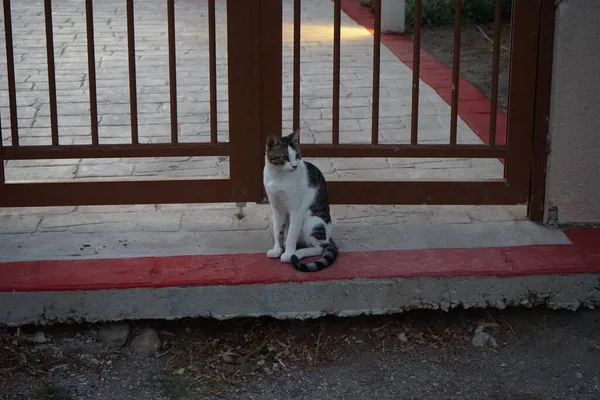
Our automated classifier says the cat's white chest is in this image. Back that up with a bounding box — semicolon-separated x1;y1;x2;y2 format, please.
263;164;305;213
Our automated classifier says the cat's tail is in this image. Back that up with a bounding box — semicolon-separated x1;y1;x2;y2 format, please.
291;239;338;272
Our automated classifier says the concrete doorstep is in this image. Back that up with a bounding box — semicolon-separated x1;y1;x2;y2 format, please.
0;205;598;326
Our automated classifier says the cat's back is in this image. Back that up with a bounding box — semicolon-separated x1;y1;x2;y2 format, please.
303;160;327;189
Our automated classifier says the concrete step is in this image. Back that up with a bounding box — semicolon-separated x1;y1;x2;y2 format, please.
1;228;598;326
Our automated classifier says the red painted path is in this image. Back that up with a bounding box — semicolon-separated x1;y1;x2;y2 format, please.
339;0;507;145
0;229;598;293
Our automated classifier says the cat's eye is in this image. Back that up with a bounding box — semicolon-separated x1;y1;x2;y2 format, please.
296;154;301;160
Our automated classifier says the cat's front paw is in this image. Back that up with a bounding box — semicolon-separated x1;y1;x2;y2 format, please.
267;247;283;258
280;252;294;263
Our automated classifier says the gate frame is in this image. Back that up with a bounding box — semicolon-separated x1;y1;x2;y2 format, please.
0;0;555;219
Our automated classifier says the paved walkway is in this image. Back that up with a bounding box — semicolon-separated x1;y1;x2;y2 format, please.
0;0;545;264
1;0;502;182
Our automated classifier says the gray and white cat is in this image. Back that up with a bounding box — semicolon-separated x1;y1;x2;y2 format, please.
262;130;338;272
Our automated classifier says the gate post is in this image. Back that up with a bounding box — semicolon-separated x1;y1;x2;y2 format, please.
227;0;282;203
504;0;542;202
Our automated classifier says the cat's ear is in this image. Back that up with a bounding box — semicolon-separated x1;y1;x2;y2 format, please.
266;134;280;148
288;129;300;146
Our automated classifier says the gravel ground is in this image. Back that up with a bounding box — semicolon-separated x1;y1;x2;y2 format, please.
1;308;599;400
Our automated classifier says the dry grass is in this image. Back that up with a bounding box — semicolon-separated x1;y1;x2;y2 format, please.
160;312;511;395
0;311;514;396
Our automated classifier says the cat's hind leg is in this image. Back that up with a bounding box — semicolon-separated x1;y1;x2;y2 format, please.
293;246;324;260
292;220;328;261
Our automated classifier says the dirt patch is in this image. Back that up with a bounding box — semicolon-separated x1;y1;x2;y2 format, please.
1;309;599;399
415;22;512;111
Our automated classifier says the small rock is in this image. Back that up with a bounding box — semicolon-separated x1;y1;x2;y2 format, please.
397;332;408;343
575;372;583;379
98;323;130;348
33;331;48;344
130;328;161;357
472;326;498;348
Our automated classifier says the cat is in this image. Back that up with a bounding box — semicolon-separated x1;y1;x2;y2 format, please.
262;130;338;272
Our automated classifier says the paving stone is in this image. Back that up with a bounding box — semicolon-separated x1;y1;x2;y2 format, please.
337;168;452;181
78;205;157;213
4;166;77;181
0;215;42;233
182;208;270;232
133;159;218;174
0;206;76;216
40;213;140;233
466;206;521;222
77;164;134;178
333;158;389;171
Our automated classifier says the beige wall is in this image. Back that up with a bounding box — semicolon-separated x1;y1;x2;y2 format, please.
545;0;600;225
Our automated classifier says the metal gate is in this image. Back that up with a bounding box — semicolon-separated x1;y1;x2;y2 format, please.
0;0;554;220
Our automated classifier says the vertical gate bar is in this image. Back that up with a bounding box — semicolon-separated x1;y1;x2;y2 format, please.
371;0;381;145
85;0;99;146
449;0;462;146
126;0;139;145
528;0;555;221
332;0;341;145
227;0;282;202
167;0;178;144
488;0;502;146
44;0;59;146
293;0;301;133
259;0;283;154
0;116;4;184
3;0;19;147
208;0;218;144
410;0;422;145
504;0;541;201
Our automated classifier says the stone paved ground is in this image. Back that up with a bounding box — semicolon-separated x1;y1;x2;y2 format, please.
0;0;502;182
0;203;570;262
0;0;530;258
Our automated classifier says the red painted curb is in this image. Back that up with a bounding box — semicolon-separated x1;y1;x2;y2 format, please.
338;0;507;146
0;229;598;293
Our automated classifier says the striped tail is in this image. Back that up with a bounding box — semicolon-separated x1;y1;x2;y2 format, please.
291;239;338;272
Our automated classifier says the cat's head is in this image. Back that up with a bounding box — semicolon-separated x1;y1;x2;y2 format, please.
265;130;302;172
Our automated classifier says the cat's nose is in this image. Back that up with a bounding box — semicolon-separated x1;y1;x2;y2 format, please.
291;164;298;170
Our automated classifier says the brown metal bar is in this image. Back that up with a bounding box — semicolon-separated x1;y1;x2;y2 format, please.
410;0;422;145
0;117;4;184
488;0;503;146
208;0;218;144
449;0;462;145
44;0;59;146
332;0;341;145
504;0;541;201
371;0;381;145
301;144;506;158
0;180;519;207
85;0;99;146
259;0;283;197
126;0;139;145
326;181;519;205
227;0;268;202
0;179;234;207
167;0;178;144
292;0;301;132
3;0;19;146
528;0;556;221
2;143;229;160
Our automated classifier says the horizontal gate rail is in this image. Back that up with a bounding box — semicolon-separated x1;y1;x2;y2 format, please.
0;179;234;207
2;144;229;160
300;144;506;158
